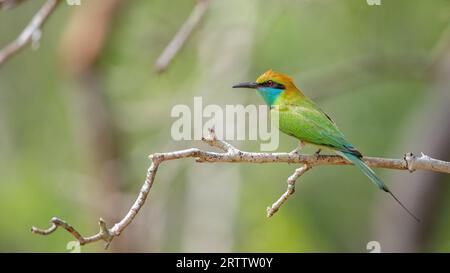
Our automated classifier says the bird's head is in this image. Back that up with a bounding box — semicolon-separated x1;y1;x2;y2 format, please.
232;69;302;106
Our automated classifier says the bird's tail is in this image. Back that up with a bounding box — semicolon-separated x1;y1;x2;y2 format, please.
340;152;420;222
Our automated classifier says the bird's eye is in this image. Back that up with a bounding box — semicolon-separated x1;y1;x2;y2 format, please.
267;80;273;87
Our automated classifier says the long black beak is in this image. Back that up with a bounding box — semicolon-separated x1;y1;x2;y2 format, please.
232;82;257;89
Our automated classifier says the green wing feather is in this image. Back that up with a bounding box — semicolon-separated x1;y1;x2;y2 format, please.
276;99;360;156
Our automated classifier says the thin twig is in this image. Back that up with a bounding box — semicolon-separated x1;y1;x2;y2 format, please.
0;0;61;67
31;128;450;248
267;164;310;217
154;0;210;72
31;217;111;247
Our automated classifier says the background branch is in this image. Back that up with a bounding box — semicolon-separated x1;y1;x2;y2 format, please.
58;0;129;252
31;128;450;248
0;0;28;10
0;0;61;67
154;0;210;72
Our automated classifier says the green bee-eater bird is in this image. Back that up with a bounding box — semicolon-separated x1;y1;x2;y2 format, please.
233;69;419;221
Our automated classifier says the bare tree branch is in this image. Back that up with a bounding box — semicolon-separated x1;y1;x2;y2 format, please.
0;0;61;67
154;0;210;73
0;0;28;9
31;217;111;247
267;164;310;217
31;128;450;248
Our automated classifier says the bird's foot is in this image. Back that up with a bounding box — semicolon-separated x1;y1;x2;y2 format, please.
290;141;305;155
314;149;321;159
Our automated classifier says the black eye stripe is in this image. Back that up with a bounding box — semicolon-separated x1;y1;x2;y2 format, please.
258;81;285;89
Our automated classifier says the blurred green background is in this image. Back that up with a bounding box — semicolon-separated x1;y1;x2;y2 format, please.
0;0;449;252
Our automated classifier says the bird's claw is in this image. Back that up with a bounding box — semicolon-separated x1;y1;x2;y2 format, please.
290;141;305;155
314;149;321;159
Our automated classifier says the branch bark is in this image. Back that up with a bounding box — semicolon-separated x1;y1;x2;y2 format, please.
154;0;210;72
0;0;61;67
31;128;450;248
